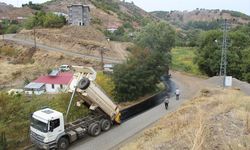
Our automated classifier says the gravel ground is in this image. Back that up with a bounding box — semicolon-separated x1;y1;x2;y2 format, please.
205;76;250;95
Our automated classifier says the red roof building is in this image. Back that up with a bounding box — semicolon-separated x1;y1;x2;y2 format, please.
34;72;73;85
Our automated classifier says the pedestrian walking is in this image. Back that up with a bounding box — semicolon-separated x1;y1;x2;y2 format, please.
175;88;180;100
164;97;169;109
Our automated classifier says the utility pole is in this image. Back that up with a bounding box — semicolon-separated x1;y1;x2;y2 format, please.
33;27;37;50
219;19;229;87
100;48;104;70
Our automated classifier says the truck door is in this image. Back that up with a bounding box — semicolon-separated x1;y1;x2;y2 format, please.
48;119;63;142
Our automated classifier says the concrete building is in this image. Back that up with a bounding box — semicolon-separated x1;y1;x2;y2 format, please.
67;4;90;26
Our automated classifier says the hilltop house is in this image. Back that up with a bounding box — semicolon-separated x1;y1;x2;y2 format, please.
67;4;90;26
24;71;73;95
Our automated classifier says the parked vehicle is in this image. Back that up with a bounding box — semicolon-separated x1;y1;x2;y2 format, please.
7;89;24;95
30;66;121;150
59;65;71;72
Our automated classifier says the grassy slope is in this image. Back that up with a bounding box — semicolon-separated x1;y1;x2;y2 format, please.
120;88;250;150
0;93;89;149
0;72;112;149
171;47;202;75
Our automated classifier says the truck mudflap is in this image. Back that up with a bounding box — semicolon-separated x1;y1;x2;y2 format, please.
30;135;56;150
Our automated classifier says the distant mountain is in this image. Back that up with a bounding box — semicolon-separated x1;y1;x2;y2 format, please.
151;9;250;29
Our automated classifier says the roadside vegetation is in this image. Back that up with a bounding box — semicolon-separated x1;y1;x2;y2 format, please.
171;47;201;75
96;72;115;99
0;20;22;34
24;11;66;29
113;22;175;102
195;24;250;82
0;93;89;149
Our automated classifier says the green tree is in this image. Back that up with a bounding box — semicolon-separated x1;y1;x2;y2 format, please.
113;22;175;102
195;25;250;82
136;22;175;53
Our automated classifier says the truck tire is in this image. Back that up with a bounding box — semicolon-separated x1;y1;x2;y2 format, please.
78;77;90;90
57;137;69;150
90;123;101;136
100;119;111;131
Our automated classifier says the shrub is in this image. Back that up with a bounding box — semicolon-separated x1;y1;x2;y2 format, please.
24;11;66;29
5;25;20;34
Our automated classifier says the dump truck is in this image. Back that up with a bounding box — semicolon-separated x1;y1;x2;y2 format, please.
30;66;121;150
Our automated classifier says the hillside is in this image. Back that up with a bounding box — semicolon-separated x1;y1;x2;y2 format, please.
0;2;34;19
42;0;155;28
151;9;250;29
119;88;250;150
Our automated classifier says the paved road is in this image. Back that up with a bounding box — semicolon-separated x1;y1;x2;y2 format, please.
69;72;206;150
4;34;122;64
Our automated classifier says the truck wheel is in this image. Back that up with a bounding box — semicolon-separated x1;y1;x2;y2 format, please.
78;78;90;90
57;137;69;150
100;119;111;131
90;123;101;136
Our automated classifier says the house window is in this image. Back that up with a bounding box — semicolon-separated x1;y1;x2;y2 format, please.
60;84;63;89
52;84;54;89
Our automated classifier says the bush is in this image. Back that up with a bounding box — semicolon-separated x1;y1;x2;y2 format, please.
22;1;43;10
96;72;115;99
24;11;66;29
5;24;20;34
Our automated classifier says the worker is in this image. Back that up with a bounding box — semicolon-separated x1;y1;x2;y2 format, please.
164;97;169;109
175;88;180;100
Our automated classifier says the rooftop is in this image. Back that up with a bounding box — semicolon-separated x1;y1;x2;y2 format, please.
24;82;45;90
34;72;73;85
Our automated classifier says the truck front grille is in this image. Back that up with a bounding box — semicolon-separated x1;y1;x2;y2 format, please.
30;131;45;142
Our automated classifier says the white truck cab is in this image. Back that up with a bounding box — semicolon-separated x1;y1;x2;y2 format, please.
30;108;65;150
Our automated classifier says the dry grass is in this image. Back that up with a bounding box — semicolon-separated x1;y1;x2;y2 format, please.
120;88;250;150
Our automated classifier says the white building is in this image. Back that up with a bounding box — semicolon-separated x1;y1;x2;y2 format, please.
25;72;73;94
24;82;45;95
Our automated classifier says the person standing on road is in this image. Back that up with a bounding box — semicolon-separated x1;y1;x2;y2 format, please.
164;97;169;109
175;88;180;100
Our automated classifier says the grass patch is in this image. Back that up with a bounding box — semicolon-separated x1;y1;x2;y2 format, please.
0;93;89;149
96;72;115;99
171;47;202;75
0;46;19;57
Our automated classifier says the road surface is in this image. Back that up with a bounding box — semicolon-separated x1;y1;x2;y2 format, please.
4;34;122;64
69;71;207;150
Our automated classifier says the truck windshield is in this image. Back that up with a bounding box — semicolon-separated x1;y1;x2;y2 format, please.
31;117;48;133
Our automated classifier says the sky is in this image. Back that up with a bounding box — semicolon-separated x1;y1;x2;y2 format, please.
1;0;250;15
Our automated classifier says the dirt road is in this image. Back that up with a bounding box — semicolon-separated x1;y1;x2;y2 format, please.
109;41;129;60
69;71;208;150
4;34;122;64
